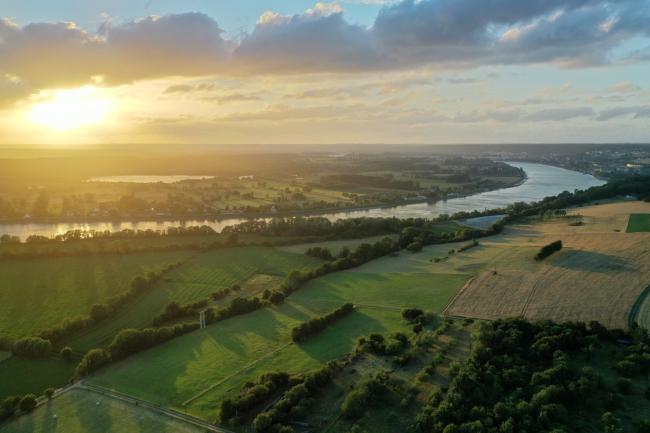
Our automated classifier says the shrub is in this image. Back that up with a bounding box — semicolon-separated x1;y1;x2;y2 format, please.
402;308;424;322
60;346;73;361
253;413;273;432
12;337;52;358
75;348;111;377
616;377;633;394
535;240;562;261
18;395;37;413
341;390;367;419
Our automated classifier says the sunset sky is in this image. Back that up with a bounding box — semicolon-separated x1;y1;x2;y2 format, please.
1;0;649;146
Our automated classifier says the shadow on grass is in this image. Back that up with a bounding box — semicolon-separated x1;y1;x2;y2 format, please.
549;250;631;273
295;311;386;362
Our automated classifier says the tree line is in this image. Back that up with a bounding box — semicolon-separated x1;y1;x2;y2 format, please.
40;262;183;342
291;303;355;342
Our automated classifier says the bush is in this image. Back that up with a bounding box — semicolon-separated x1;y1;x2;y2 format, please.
60;346;73;361
341;390;367;419
616;377;633;394
535;240;562;261
75;348;111;377
12;337;52;358
305;246;334;261
18;395;37;413
406;240;423;252
402;308;424;322
253;413;274;432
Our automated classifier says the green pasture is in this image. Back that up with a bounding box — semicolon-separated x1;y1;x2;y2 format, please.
0;251;192;339
626;214;650;232
0;388;207;433
89;250;468;420
67;246;321;351
0;356;75;400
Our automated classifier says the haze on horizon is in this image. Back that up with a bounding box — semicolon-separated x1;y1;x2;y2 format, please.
1;0;649;147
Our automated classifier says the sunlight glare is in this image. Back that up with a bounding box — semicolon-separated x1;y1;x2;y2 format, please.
28;87;110;131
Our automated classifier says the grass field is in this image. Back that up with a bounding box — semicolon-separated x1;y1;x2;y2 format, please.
0;388;208;433
88;250;467;420
0;350;11;362
627;214;650;232
446;201;650;328
0;251;193;339
66;246;321;351
0;356;76;400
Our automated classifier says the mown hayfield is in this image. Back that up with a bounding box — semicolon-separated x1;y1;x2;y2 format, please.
67;246;321;351
89;251;467;420
627;213;650;232
0;251;192;339
0;388;207;433
446;205;650;328
0;356;75;400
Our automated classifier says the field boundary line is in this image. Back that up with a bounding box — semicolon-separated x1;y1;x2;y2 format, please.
442;276;475;316
182;341;294;407
80;383;233;433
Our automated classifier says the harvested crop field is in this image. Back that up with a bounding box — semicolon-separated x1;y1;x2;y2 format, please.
446;201;650;329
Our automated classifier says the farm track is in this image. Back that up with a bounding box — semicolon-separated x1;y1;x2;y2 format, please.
79;383;234;433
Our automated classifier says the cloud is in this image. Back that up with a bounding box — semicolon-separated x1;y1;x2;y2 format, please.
0;74;32;108
0;0;649;100
607;81;640;93
597;105;650;120
524;106;594;121
0;13;232;89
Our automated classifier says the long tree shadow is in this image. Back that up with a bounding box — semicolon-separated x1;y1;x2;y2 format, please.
295;311;387;362
549;249;632;273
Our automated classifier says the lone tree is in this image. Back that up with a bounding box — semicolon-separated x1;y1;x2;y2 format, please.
18;395;37;413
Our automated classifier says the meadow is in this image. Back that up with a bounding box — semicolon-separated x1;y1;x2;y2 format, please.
88;249;467;420
0;387;208;433
66;246;321;351
0;250;193;338
0;356;75;400
627;213;650;232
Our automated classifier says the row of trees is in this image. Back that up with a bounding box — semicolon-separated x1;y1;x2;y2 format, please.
41;263;183;342
75;322;200;377
291;303;355;342
220;372;292;423
251;361;344;432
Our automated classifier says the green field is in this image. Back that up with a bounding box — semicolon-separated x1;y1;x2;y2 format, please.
626;213;650;232
0;388;207;433
66;246;321;351
0;251;193;338
88;251;468;420
0;356;76;400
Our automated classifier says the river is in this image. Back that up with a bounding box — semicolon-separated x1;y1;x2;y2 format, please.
0;162;606;240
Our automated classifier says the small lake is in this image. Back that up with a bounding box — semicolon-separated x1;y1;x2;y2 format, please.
0;162;605;240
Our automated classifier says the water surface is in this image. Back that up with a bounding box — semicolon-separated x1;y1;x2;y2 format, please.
0;162;605;240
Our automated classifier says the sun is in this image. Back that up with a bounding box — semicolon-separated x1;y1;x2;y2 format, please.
28;87;111;131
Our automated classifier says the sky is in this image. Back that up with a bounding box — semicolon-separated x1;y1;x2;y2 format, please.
0;0;649;146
